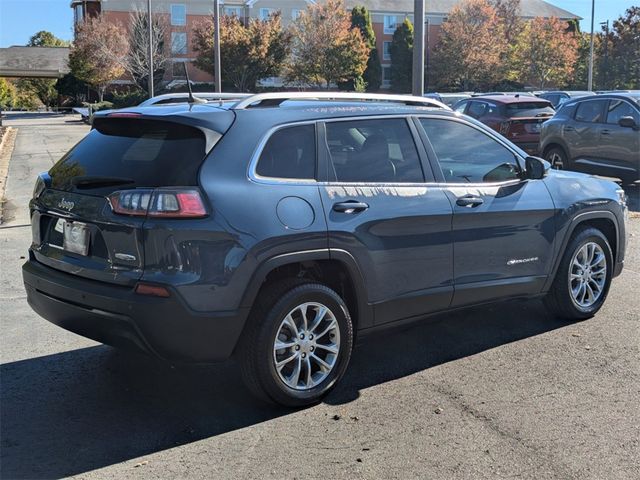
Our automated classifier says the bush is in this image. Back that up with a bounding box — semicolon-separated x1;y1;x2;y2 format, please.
111;89;147;108
83;101;114;113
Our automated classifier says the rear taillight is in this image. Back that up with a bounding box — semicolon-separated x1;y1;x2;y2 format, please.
108;188;207;218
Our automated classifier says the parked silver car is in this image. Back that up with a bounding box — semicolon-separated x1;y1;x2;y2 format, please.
540;93;640;184
538;91;595;108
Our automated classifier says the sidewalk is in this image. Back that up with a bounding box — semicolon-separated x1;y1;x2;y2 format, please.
0;112;89;227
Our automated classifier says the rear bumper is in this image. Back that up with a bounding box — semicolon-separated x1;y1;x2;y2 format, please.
22;257;250;364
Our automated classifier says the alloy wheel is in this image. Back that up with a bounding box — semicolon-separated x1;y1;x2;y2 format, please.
272;302;340;390
569;242;607;309
548;151;564;170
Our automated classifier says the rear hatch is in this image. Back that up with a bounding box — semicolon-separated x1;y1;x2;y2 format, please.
499;101;555;140
30;110;233;286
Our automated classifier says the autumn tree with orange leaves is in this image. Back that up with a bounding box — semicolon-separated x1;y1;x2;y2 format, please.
69;16;128;102
286;0;370;89
513;16;579;89
431;0;507;91
192;13;291;92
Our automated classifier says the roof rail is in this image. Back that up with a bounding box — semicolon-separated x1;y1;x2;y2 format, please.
231;92;450;110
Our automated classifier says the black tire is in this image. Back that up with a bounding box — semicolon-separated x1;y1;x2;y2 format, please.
544;146;568;170
239;280;354;407
544;227;613;321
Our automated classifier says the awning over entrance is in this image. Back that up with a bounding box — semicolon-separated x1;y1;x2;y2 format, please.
0;46;70;78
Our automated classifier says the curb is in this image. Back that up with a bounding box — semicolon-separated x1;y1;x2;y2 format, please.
0;127;18;225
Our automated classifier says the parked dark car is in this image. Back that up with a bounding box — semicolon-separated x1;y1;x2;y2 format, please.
423;92;472;107
539;91;595;108
540;93;640;184
453;95;555;155
23;92;627;406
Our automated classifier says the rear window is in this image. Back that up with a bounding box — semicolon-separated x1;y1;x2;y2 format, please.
505;102;554;117
49;119;208;191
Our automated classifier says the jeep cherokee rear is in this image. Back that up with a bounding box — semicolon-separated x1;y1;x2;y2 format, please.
23;93;627;406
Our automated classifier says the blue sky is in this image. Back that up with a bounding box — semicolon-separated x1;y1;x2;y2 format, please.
0;0;635;48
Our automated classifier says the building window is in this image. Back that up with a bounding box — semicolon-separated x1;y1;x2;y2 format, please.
383;41;392;61
384;15;399;34
259;8;276;20
382;66;392;88
74;4;84;24
291;9;302;20
171;32;187;54
224;6;243;17
172;60;187;78
171;4;187;26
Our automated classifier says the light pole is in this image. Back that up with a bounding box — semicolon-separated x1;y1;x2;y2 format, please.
587;0;595;91
213;0;222;93
147;0;154;98
600;20;609;90
412;0;425;96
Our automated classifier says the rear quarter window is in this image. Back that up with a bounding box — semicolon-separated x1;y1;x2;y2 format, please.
255;124;316;180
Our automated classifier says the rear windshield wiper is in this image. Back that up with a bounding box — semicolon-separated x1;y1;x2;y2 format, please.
71;176;136;189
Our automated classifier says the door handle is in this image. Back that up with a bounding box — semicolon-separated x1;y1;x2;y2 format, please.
333;201;369;214
601;129;612;135
564;126;575;132
456;195;484;207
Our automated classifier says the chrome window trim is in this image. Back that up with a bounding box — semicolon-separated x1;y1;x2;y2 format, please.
248;120;319;186
247;113;530;189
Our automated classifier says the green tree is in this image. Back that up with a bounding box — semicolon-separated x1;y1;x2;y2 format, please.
18;31;69;109
55;73;88;106
350;6;381;91
389;18;413;93
193;12;291;92
0;78;17;109
287;0;370;89
606;7;640;89
27;31;68;47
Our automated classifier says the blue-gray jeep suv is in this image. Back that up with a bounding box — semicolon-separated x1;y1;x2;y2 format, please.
22;92;628;406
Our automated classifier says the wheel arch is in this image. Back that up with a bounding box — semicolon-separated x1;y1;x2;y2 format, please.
239;249;371;333
544;210;620;292
542;142;569;159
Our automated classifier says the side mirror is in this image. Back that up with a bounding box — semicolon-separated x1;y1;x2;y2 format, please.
618;116;638;130
524;156;550;180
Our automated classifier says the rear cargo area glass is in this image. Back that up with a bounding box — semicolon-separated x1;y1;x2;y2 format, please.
49;118;207;191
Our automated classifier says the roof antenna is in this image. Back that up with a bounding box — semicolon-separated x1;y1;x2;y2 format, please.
183;62;206;104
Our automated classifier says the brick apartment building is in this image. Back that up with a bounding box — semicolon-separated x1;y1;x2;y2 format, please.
70;0;579;89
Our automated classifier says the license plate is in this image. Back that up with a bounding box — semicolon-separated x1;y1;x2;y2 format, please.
63;221;89;256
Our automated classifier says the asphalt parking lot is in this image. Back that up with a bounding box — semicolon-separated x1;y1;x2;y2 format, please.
0;113;638;479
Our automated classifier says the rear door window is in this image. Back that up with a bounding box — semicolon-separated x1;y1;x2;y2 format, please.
420;118;520;183
575;100;607;123
256;124;316;180
49;118;208;191
325;118;424;183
